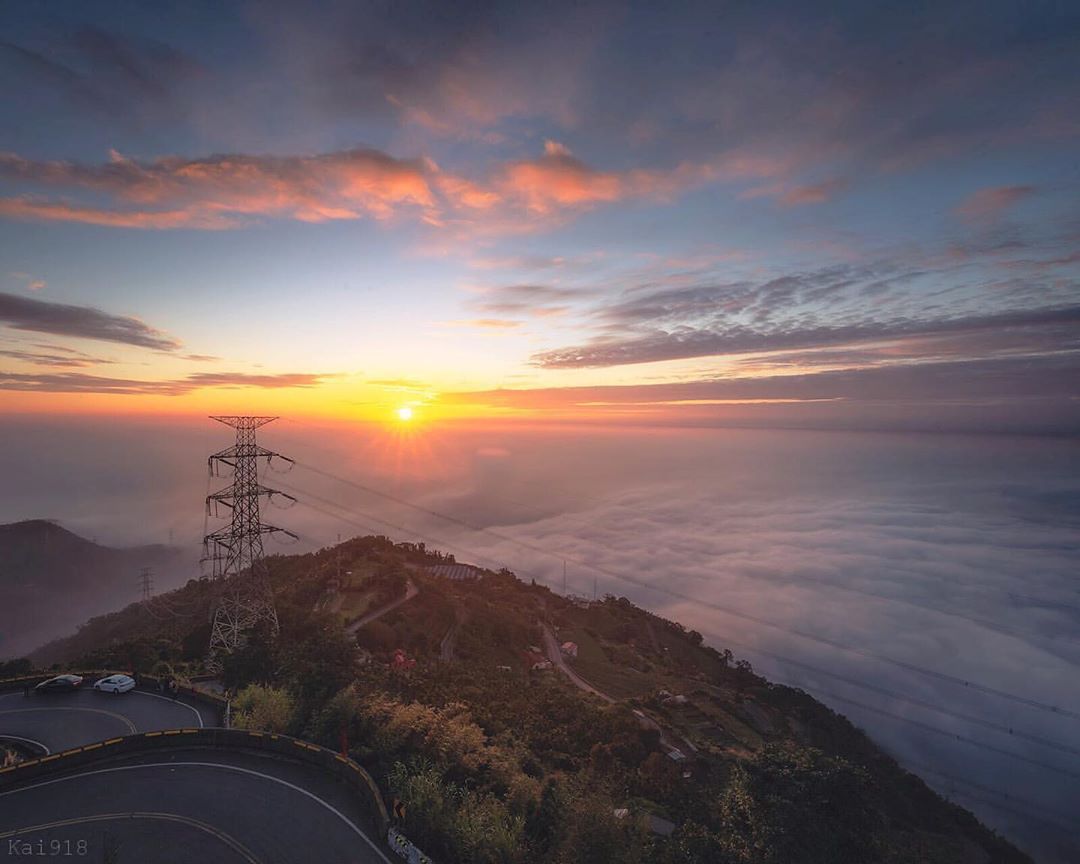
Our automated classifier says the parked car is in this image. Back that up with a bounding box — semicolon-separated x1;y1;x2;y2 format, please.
34;674;83;693
93;674;136;695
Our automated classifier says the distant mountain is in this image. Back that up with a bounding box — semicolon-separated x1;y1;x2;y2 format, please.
0;520;189;659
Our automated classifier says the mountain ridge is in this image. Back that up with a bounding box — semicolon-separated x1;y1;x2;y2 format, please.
21;532;1034;863
0;519;189;658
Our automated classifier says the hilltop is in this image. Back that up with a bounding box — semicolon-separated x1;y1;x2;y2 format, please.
0;520;186;658
27;534;1030;864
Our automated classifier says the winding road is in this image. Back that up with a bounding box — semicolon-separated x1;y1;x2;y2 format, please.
0;688;210;753
540;623;695;759
0;686;391;864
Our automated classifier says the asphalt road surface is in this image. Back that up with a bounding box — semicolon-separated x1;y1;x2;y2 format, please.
0;687;213;754
0;689;392;864
0;748;392;864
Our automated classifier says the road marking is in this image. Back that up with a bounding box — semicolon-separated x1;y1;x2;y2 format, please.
129;690;205;728
0;761;394;864
0;707;136;734
0;735;50;755
0;689;207;730
0;812;259;863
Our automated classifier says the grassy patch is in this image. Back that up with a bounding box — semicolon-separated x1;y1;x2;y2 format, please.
559;627;659;699
338;590;376;619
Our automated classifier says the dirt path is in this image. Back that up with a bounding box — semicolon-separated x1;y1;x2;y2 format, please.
346;578;418;635
440;607;466;662
541;623;615;703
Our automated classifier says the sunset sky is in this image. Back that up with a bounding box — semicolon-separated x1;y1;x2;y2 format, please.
1;1;1077;431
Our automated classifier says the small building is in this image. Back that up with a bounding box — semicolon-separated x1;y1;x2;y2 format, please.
390;648;416;671
663;694;688;706
560;641;578;658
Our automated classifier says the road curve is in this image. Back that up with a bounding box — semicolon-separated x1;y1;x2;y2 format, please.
541;623;615;703
0;748;392;864
540;624;696;758
0;688;394;863
0;687;213;752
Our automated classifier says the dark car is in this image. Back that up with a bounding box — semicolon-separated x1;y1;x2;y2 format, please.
34;674;84;693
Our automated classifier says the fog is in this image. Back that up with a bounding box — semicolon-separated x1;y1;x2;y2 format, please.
1;414;1077;862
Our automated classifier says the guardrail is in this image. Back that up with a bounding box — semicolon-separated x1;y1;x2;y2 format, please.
0;726;390;839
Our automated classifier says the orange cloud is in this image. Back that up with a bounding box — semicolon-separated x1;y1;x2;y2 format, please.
0;143;789;233
442;318;523;329
497;141;625;213
0;149;438;228
0;197;233;229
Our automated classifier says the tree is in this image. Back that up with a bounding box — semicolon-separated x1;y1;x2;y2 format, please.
557;795;644;864
0;658;32;678
717;745;885;864
220;627;277;691
525;778;566;857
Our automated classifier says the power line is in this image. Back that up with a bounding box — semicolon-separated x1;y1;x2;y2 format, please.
292;460;1080;724
719;636;1080;760
276;478;543;579
768;679;1080;782
461;471;1080;618
282;469;1080;785
279;472;1077;840
901;760;1079;837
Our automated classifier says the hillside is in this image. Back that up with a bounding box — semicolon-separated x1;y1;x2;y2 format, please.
0;520;189;659
28;534;1031;864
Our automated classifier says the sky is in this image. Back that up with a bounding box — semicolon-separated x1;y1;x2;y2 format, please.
0;0;1077;431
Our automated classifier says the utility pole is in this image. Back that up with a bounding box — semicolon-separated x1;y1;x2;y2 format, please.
138;568;154;602
563;560;567;596
203;416;297;673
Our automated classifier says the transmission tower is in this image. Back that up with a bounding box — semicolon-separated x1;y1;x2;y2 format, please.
203;416;297;672
138;568;154;602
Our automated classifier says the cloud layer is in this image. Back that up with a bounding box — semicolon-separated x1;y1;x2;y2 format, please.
0;290;179;349
0;139;745;231
0;370;336;395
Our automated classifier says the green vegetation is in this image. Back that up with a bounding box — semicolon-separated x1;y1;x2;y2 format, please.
231;684;296;732
32;534;1031;864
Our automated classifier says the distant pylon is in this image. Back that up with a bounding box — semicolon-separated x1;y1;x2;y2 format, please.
138;567;154;602
203;416;297;672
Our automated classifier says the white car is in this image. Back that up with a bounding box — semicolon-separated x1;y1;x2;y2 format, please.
93;674;136;694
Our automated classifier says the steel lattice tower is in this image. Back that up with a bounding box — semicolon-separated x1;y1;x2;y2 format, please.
203;416;296;672
138;567;154;602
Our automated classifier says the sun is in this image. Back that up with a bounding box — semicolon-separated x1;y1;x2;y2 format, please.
396;406;414;422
